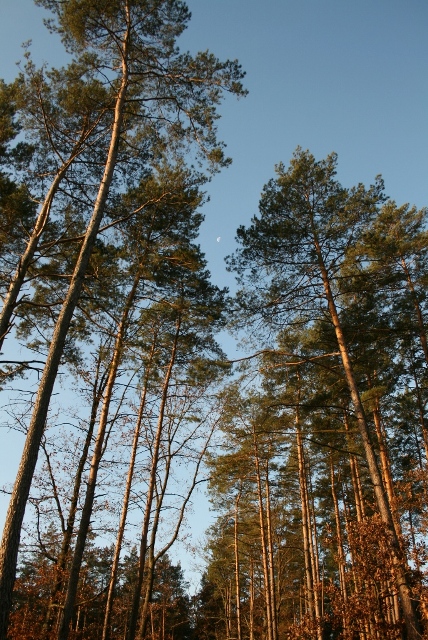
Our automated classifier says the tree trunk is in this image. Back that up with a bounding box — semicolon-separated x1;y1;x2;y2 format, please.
344;411;366;522
252;429;273;640
330;458;348;634
127;318;181;640
400;254;428;367
0;21;131;639
234;490;242;640
0;128;94;351
312;227;423;639
306;455;322;639
296;410;315;621
264;464;278;640
42;353;108;637
101;360;153;640
57;269;139;640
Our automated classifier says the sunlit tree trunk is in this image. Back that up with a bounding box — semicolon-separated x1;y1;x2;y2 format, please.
295;408;315;622
306;456;322;639
57;269;140;640
264;463;278;640
249;557;255;640
399;253;428;367
252;428;273;640
101;352;154;640
312;224;422;639
126;318;181;640
0;22;131;638
42;352;109;637
0;114;101;351
344;411;366;523
330;458;348;635
409;351;428;463
234;490;242;640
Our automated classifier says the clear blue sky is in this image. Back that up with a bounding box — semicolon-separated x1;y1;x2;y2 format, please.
0;0;427;585
1;0;427;292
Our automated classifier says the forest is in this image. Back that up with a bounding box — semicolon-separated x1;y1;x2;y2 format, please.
0;1;428;640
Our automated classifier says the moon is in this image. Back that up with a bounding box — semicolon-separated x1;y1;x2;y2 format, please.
216;236;221;242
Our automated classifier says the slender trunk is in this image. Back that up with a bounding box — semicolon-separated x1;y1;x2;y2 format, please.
127;318;181;640
42;355;108;637
296;412;314;620
234;491;242;640
344;411;365;522
306;456;322;639
101;359;153;640
252;430;273;640
409;351;428;463
137;385;212;640
57;268;139;640
0;127;95;351
249;558;255;640
264;465;278;640
225;583;232;640
312;227;422;639
137;439;172;640
369;386;403;622
370;390;402;539
330;458;348;634
0;21;130;639
137;545;156;640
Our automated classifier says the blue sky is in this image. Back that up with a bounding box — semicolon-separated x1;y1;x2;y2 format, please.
0;0;427;584
1;0;427;294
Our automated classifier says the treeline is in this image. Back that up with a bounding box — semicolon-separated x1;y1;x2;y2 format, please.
1;3;428;640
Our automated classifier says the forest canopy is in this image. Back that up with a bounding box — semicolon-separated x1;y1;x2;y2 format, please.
0;3;428;640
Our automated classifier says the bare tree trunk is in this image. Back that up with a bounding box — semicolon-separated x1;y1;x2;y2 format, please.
0;112;102;351
330;458;348;634
101;360;153;640
344;411;366;523
264;465;278;640
42;353;108;637
137;393;215;640
370;392;402;538
252;428;273;640
126;318;181;640
312;227;423;639
306;456;322;640
249;557;255;640
296;412;315;622
368;386;403;621
409;351;428;463
234;490;242;640
57;267;140;640
0;30;131;635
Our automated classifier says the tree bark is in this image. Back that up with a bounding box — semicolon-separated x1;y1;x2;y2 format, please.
42;353;108;637
101;359;153;640
0;119;99;351
127;317;181;640
252;427;274;640
330;458;348;634
0;37;130;640
296;408;315;621
312;224;423;639
234;490;242;640
0;16;131;638
57;268;140;640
